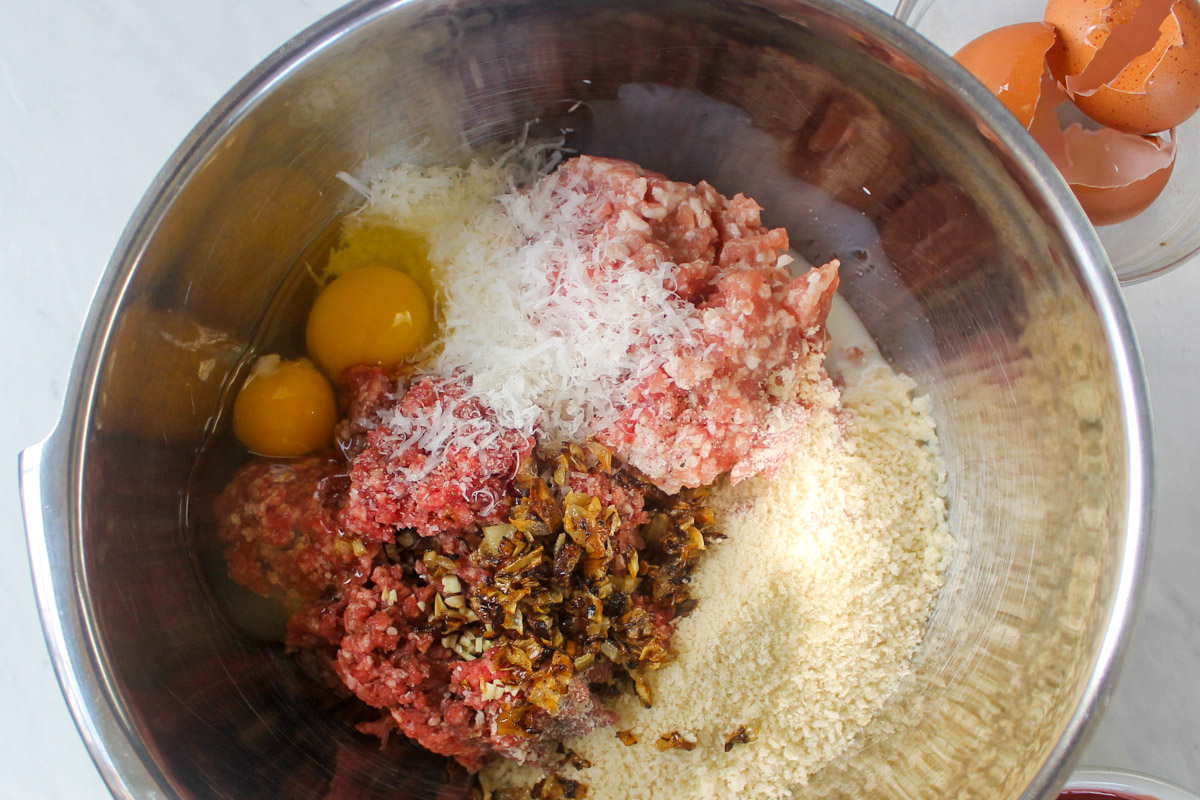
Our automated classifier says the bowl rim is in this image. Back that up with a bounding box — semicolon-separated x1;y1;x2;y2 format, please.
18;0;1154;798
1067;768;1200;800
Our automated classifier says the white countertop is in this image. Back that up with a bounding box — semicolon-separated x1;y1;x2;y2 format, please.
1;2;1196;797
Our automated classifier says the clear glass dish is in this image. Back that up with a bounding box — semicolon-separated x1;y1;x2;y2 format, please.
896;0;1200;283
1067;768;1200;800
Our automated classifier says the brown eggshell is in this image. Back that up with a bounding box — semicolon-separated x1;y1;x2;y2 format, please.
1060;125;1177;225
1022;66;1178;227
1046;0;1200;134
1045;0;1175;82
1027;68;1074;165
954;22;1059;128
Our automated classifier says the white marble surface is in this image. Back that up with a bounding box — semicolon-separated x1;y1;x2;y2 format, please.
0;1;1196;797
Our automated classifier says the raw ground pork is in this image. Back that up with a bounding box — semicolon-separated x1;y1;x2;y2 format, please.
546;157;839;492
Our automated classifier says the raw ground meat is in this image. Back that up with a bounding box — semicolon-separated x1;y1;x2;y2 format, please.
216;154;842;777
219;384;638;772
561;466;648;551
549;157;840;493
333;365;397;460
339;373;534;543
286;555;614;772
216;456;377;599
286;561;497;770
548;156;776;298
331;564;501;770
602;261;839;492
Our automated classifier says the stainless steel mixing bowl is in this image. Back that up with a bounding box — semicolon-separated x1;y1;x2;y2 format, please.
20;0;1152;798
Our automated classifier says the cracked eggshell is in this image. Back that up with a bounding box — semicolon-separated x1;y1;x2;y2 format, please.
955;22;1060;128
1046;0;1200;134
1059;125;1177;225
1025;71;1178;226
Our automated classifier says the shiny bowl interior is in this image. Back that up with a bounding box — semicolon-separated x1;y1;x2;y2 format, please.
21;1;1151;799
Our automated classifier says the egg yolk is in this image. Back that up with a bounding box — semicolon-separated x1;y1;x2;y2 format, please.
306;265;432;380
232;356;338;457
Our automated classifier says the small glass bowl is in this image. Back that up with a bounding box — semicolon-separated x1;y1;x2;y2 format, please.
1066;768;1200;800
895;0;1200;283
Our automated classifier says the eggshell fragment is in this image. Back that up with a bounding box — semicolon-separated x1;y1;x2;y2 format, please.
1058;125;1176;225
1045;0;1200;134
1023;70;1177;225
1027;68;1074;165
955;23;1060;127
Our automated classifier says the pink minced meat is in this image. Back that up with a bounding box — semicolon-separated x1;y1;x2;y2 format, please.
286;564;494;769
551;157;840;493
215;456;377;599
287;564;612;772
333;365;398;461
339;373;534;543
602;261;839;492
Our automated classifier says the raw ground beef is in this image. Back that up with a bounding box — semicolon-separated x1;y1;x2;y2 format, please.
219;377;644;771
547;157;840;493
338;373;534;543
334;365;397;458
215;154;842;777
324;563;504;771
562;466;648;550
285;547;615;772
284;560;500;769
216;456;376;599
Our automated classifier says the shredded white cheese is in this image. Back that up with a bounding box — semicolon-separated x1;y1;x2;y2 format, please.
374;394;500;485
345;152;697;448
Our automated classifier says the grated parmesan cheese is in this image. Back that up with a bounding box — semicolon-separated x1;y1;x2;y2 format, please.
345;154;705;448
374;391;502;485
